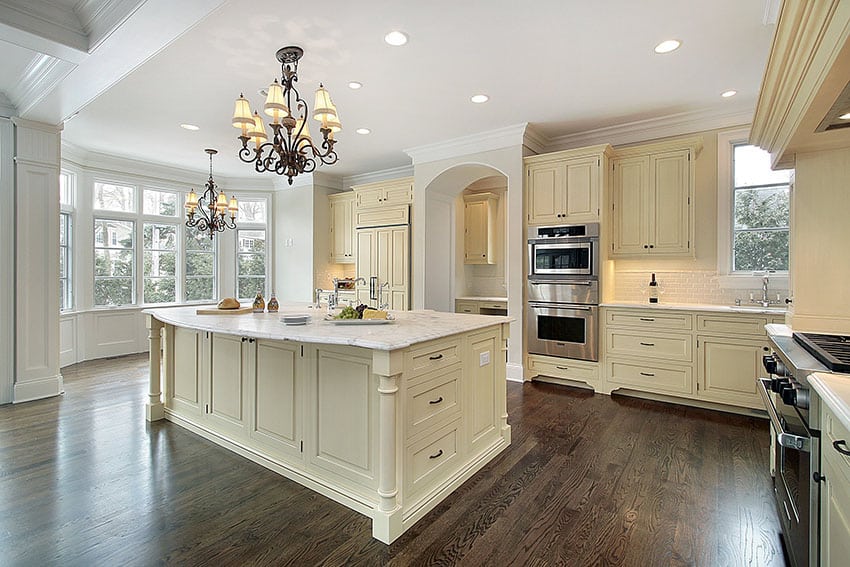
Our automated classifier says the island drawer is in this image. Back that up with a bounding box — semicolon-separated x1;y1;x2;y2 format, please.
408;337;462;380
406;368;461;439
824;406;850;470
607;359;693;395
527;354;599;385
605;329;692;362
695;314;769;337
605;309;692;331
405;419;461;498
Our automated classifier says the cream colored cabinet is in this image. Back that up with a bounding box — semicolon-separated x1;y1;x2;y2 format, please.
165;325;204;417
821;402;850;567
455;301;478;314
353;177;413;209
463;192;498;264
249;340;303;461
208;333;250;438
524;145;612;225
355;225;409;310
611;139;701;256
328;192;356;263
526;353;600;390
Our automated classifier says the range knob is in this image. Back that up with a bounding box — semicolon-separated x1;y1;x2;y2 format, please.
781;384;798;406
763;354;778;374
770;377;791;393
795;388;810;410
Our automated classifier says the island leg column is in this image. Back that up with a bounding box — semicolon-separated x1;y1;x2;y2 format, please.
372;349;404;544
145;314;165;421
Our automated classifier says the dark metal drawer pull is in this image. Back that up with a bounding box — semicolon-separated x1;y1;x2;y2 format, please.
639;342;655;347
556;366;569;370
640;372;655;377
639;318;655;322
429;396;443;405
429;449;443;459
835;440;850;456
429;354;443;360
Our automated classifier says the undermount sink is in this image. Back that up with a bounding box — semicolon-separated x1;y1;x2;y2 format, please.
727;305;787;313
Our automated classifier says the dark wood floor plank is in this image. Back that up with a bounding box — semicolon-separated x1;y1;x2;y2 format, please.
0;355;786;566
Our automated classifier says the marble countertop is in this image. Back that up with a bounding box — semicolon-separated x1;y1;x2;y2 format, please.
602;301;787;315
809;372;850;432
455;296;508;302
144;304;512;351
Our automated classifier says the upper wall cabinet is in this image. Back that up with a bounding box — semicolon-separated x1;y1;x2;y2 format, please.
353;177;413;209
463;192;498;264
328;192;356;264
524;144;613;225
611;138;702;256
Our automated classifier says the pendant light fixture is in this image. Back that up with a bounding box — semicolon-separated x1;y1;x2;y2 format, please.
184;149;237;239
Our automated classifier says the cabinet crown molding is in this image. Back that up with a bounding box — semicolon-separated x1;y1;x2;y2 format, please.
612;135;704;159
523;143;614;165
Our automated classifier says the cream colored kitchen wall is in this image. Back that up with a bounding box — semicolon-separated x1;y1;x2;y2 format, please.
790;147;850;333
610;126;789;305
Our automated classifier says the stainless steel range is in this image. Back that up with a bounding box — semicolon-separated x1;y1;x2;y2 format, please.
760;330;850;567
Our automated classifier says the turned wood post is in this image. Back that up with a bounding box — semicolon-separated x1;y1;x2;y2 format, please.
146;315;165;421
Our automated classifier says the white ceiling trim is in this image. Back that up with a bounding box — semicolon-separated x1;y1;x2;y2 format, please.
7;54;75;115
522;125;551;157
343;164;415;190
79;0;146;52
404;123;529;166
0;92;16;117
0;0;88;54
546;104;756;152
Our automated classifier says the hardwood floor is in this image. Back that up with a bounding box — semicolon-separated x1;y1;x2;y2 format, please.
0;354;785;566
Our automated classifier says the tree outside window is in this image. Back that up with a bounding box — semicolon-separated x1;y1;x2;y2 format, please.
237;229;266;299
143;223;177;303
185;231;215;302
731;145;791;272
94;219;135;306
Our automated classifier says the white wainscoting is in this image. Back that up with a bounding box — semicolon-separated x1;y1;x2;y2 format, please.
60;308;150;368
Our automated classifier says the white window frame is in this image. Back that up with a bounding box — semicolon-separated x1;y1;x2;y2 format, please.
59;170;75;312
183;224;218;303
235;196;270;301
93;217;137;307
142;221;179;305
716;128;790;289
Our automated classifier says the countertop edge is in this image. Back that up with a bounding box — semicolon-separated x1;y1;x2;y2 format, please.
809;372;850;432
601;302;788;315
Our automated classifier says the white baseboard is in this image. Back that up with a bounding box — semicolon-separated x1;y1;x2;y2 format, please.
13;373;64;403
506;361;525;382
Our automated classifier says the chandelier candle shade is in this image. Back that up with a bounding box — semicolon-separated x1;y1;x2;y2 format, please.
232;45;341;184
185;149;237;239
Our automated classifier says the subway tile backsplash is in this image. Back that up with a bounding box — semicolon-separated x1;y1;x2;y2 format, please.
613;270;789;306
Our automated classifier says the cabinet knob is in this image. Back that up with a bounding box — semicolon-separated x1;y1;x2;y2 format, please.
643;245;649;249
649;244;655;249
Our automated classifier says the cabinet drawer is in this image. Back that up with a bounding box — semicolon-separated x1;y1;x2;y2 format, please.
606;309;692;331
408;337;462;379
606;329;692;362
480;301;507;310
527;354;599;385
355;204;409;228
405;421;460;497
455;301;479;314
696;314;769;336
607;359;693;395
824;408;850;470
406;369;461;439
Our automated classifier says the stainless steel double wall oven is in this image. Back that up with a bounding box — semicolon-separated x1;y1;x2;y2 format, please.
526;223;599;362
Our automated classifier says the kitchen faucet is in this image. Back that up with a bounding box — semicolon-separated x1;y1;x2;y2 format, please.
378;281;390;310
750;274;782;308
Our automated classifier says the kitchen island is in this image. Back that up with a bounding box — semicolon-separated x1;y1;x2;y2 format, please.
143;306;511;544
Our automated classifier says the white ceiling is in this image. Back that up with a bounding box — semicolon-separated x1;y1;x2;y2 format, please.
0;0;778;180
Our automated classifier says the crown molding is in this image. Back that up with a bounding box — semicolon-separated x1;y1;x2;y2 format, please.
8;54;75;117
12;116;62;133
404;123;528;165
78;0;146;51
0;0;89;57
343;164;414;189
546;104;755;152
0;93;17;118
522;124;550;155
60;141;276;191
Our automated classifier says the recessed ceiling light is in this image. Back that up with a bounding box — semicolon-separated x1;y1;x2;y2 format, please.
180;123;200;131
348;81;363;89
654;39;681;54
470;94;489;104
839;112;850;120
356;128;371;135
721;90;737;98
384;30;408;46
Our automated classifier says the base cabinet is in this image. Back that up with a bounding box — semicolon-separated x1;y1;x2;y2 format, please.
696;336;769;409
157;321;510;544
821;402;850;567
526;353;600;390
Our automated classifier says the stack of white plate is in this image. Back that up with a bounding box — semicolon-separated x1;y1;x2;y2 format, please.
281;314;310;326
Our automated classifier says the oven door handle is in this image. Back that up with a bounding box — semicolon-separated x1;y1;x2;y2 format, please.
757;378;811;453
529;280;594;286
528;302;593;311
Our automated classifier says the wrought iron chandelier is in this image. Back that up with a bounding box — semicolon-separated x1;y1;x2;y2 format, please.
232;45;341;185
184;149;237;239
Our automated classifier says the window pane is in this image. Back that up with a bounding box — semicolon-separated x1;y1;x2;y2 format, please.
186;232;214;251
238;253;265;276
144;251;176;277
95;249;134;276
238;201;266;223
186;251;214;276
59;214;67;246
184;229;215;302
238;230;266;252
143;224;177;250
60;173;73;206
94;182;135;212
733;230;789;271
186;277;214;302
143;189;178;216
238;277;264;299
734;145;791;187
144;277;176;304
94;220;134;249
733;186;789;230
94;278;133;306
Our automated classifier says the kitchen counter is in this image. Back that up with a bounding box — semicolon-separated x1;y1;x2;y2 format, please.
455;296;507;302
603;301;787;315
145;304;512;351
809;372;850;432
143;304;511;544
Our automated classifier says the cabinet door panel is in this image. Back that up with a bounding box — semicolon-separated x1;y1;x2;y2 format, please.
527;163;564;224
651;150;690;253
171;326;201;409
464;200;488;262
612;156;649;254
697;337;765;409
822;445;850;567
468;330;499;453
565;157;599;219
252;340;300;458
209;334;246;430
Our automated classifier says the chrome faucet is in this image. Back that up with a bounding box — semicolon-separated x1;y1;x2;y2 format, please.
378;281;390;310
750;274;781;308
